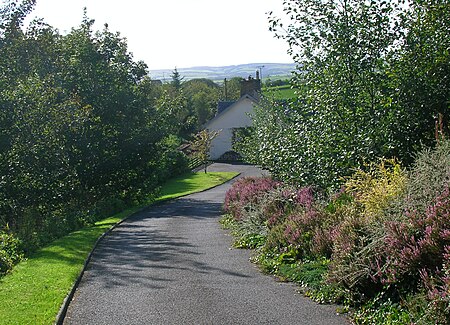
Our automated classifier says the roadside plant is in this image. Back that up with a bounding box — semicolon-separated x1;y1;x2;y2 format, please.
223;177;280;220
344;159;406;221
0;229;23;276
328;159;406;298
329;140;450;321
190;129;221;173
377;186;450;289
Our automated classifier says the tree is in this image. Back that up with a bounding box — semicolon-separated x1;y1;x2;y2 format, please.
183;78;220;126
392;0;450;151
237;0;449;190
190;129;221;173
0;4;189;253
170;67;184;90
258;0;406;188
221;77;242;101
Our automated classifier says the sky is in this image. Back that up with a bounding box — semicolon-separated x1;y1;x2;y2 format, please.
24;0;293;70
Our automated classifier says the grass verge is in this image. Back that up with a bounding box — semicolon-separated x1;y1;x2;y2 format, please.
0;171;238;325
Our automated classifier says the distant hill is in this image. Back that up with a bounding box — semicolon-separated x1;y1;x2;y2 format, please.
149;63;296;82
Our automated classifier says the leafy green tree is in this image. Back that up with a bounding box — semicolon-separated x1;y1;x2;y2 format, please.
391;0;450;156
221;77;242;101
240;0;449;189
0;3;189;253
183;78;220;126
156;88;196;138
263;0;405;188
190;129;221;173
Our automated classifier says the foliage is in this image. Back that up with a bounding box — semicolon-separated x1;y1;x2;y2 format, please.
352;293;412;325
343;159;406;220
392;0;450;154
400;137;450;213
190;129;221;173
0;3;189;256
325;141;450;323
237;0;449;190
223;140;450;323
222;77;242;101
170;67;184;90
154;76;221;137
223;176;281;220
183;78;220;125
0;229;23;276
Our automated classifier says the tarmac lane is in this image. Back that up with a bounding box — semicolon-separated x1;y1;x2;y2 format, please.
63;163;349;325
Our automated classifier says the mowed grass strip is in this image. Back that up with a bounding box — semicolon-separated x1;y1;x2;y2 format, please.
0;171;238;325
157;171;238;201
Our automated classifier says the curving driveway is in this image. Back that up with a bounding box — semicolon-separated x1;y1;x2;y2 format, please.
63;163;349;324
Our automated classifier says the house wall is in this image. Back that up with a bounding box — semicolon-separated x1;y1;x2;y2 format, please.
206;97;256;160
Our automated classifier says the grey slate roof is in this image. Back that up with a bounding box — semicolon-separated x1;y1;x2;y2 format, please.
217;101;236;115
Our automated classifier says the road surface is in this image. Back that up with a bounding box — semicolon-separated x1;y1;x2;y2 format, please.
64;163;348;324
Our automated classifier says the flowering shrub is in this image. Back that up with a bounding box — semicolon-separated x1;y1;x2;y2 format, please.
222;140;450;323
264;186;337;260
328;141;450;321
377;186;450;286
328;159;406;296
419;246;450;324
327;204;382;298
223;177;280;220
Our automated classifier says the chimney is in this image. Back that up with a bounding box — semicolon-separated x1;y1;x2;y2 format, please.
240;71;261;99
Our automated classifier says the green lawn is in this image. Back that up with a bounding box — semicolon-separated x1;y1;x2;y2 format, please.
0;171;238;325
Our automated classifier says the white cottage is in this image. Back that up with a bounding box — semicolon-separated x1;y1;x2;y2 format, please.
204;75;261;160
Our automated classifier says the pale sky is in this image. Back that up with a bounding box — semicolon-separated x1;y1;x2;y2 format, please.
24;0;293;70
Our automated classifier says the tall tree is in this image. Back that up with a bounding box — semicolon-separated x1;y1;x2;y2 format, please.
0;4;189;252
263;0;405;188
239;0;449;189
170;67;184;90
183;78;220;126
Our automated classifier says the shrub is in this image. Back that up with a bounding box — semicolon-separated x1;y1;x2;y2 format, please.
344;159;406;221
266;203;333;260
329;141;450;321
327;205;384;301
0;230;24;276
224;141;450;323
377;186;450;288
399;138;450;214
225;182;295;250
223;177;281;220
416;247;450;325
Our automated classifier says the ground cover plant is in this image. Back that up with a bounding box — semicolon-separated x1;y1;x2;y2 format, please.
222;139;450;324
0;171;238;324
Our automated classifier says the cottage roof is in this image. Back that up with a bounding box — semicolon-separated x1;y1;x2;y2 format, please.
204;94;258;128
217;101;236;115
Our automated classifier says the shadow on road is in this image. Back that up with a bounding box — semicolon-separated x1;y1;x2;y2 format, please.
84;196;250;290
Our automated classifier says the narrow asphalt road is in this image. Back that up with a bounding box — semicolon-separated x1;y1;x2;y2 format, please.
64;163;349;325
